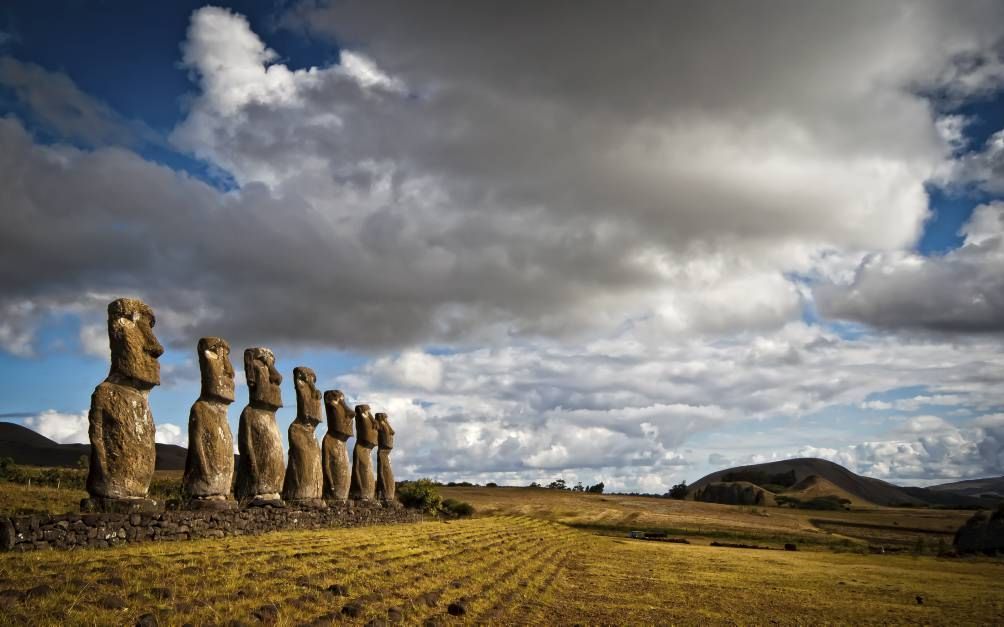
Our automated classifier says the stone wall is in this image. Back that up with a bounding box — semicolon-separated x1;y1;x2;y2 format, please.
0;502;422;553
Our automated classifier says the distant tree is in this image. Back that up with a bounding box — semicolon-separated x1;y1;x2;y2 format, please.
486;482;498;488
573;482;585;492
77;455;89;470
547;478;567;490
0;456;13;479
587;482;605;494
528;482;542;488
668;480;688;500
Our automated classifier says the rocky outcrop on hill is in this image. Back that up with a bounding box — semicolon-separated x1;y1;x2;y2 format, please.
692;481;776;506
953;505;1004;555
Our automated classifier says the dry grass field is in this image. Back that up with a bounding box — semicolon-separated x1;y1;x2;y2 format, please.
439;486;972;550
1;515;1002;625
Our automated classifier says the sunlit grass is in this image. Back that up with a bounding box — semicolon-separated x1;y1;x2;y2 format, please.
0;515;1001;625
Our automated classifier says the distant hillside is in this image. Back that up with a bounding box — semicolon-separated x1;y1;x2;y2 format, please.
0;422;187;471
783;474;870;507
928;476;1004;499
690;457;992;508
691;458;923;507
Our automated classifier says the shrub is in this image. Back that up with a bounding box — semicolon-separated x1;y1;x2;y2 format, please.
441;498;475;518
397;479;442;514
587;482;605;494
667;481;688;500
776;495;849;511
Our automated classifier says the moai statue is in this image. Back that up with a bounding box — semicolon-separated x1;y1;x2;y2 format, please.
83;298;163;512
321;390;354;501
282;367;324;507
349;404;378;501
182;337;237;510
375;412;396;502
234;347;286;505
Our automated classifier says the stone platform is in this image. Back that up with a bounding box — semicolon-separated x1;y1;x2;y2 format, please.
0;501;420;552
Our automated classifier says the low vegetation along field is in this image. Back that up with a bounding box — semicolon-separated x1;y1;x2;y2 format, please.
1;475;1002;624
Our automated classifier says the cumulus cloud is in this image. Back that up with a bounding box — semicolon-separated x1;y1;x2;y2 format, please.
334;323;1004;486
1;3;1004;488
1;3;1002;357
155;422;186;447
22;409;186;448
24;410;89;444
816;202;1004;332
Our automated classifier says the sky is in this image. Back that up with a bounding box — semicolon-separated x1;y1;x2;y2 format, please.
0;1;1003;493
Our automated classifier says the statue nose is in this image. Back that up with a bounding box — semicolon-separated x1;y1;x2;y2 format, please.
147;337;164;358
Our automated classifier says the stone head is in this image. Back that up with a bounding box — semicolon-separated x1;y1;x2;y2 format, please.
107;298;163;389
375;412;395;448
355;404;377;446
323;390;353;439
197;337;235;403
244;347;282;410
294;366;322;425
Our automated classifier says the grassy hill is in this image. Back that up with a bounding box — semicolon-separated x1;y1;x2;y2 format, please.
929;476;1004;499
438;485;972;551
690;457;992;508
782;475;869;508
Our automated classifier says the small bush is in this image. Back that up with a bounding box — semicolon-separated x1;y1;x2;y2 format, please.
667;481;688;500
441;498;475;518
397;479;442;514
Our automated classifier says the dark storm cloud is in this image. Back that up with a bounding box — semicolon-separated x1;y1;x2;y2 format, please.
0;1;1003;359
816;202;1004;333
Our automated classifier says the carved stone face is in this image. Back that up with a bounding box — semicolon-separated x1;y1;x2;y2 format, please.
355;404;378;447
375;413;395;449
107;298;163;389
198;337;235;403
323;390;354;439
294;366;321;426
244;347;282;410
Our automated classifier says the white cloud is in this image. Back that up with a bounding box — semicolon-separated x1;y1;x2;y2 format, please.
24;410;89;444
366;351;444;391
79;323;108;359
155;422;186;446
339;50;405;92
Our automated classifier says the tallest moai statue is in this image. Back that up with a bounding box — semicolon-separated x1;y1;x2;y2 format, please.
83;298;163;512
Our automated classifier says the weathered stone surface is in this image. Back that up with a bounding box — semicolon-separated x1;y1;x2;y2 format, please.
283;367;323;503
183;337;236;504
375;413;395;502
350;405;377;501
86;298;163;504
1;502;420;553
322;390;353;501
235;348;285;503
